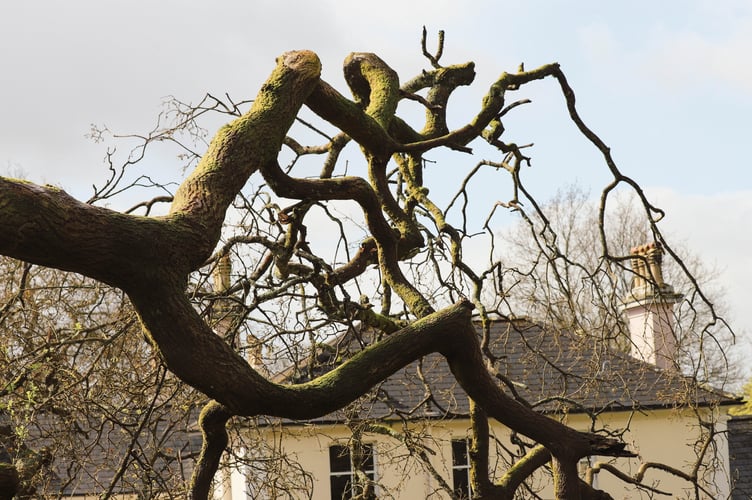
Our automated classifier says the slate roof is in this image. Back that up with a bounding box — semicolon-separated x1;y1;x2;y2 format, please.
276;319;738;425
1;405;203;498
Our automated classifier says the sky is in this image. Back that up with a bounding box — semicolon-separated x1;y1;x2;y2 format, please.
1;1;751;363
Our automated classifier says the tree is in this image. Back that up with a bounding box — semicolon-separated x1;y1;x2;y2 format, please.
498;185;737;387
730;380;752;416
0;259;202;497
0;32;733;499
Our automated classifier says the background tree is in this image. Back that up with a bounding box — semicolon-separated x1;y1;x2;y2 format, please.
0;259;203;497
0;33;735;499
497;184;738;387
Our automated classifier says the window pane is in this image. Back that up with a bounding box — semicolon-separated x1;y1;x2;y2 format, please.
329;444;351;473
330;474;352;500
453;468;470;499
452;439;468;467
452;439;471;499
329;442;376;499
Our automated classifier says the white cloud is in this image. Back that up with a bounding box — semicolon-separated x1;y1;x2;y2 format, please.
642;18;752;95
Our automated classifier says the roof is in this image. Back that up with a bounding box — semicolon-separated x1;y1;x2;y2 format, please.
1;405;203;497
275;319;738;425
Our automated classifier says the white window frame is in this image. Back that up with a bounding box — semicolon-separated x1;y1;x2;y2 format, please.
329;442;376;499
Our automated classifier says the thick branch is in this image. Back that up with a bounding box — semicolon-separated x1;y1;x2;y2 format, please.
440;321;632;462
400;63;560;153
306;80;399;156
132;286;629;478
403;62;476;138
136;296;470;417
0;179;193;289
469;399;494;495
552;457;583;500
343;52;400;130
258;160;433;317
190;401;231;500
0;52;323;286
170;50;322;266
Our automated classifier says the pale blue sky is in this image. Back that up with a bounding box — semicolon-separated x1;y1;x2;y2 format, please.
1;1;750;352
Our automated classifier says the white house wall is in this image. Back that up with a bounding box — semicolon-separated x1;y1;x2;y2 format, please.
224;406;733;499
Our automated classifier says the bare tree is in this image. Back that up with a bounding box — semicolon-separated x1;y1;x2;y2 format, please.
0;259;203;497
0;32;734;499
498;184;737;387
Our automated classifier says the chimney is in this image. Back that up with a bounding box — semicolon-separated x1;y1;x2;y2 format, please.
621;242;683;370
211;255;268;375
213;254;232;294
211;254;236;333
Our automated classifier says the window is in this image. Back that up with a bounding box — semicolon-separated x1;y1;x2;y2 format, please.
452;439;472;499
329;443;376;500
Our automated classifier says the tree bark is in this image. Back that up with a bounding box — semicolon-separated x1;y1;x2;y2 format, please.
190;401;231;499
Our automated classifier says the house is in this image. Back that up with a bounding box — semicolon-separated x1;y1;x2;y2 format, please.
5;245;741;498
214;243;742;499
0;405;203;499
728;415;752;500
